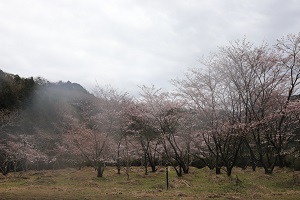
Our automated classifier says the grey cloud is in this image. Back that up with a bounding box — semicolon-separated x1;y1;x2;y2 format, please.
0;0;300;95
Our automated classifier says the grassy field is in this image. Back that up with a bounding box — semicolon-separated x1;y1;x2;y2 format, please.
0;166;299;199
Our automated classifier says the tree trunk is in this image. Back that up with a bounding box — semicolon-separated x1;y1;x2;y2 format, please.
264;168;273;175
126;167;130;180
144;152;148;175
215;151;221;174
216;166;221;174
148;154;157;173
183;168;189;174
183;163;189;174
13;161;17;173
125;135;130;180
117;166;121;175
278;155;285;168
251;161;256;172
97;165;103;177
97;162;105;177
116;137;122;175
244;138;257;171
263;162;275;175
116;155;121;175
150;164;156;173
226;166;232;176
179;165;183;176
175;166;182;177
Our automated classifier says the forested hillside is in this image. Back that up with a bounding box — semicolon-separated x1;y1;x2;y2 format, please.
0;70;97;174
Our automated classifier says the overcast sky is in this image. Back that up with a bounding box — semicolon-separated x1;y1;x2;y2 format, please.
1;0;300;95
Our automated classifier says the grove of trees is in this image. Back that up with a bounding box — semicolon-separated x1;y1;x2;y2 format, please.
1;32;300;177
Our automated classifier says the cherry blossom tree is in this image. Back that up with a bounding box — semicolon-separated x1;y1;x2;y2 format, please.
125;103;161;174
271;33;300;168
174;64;246;176
63;85;132;177
0;134;48;175
173;33;300;175
137;85;193;176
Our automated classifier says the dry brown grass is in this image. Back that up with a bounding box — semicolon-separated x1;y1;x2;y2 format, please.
0;167;299;199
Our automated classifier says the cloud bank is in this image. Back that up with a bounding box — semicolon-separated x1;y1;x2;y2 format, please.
1;0;300;95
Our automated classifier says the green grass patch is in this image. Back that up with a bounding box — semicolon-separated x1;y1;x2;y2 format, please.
0;166;300;199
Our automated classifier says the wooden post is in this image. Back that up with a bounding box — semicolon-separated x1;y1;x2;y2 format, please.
166;164;169;190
